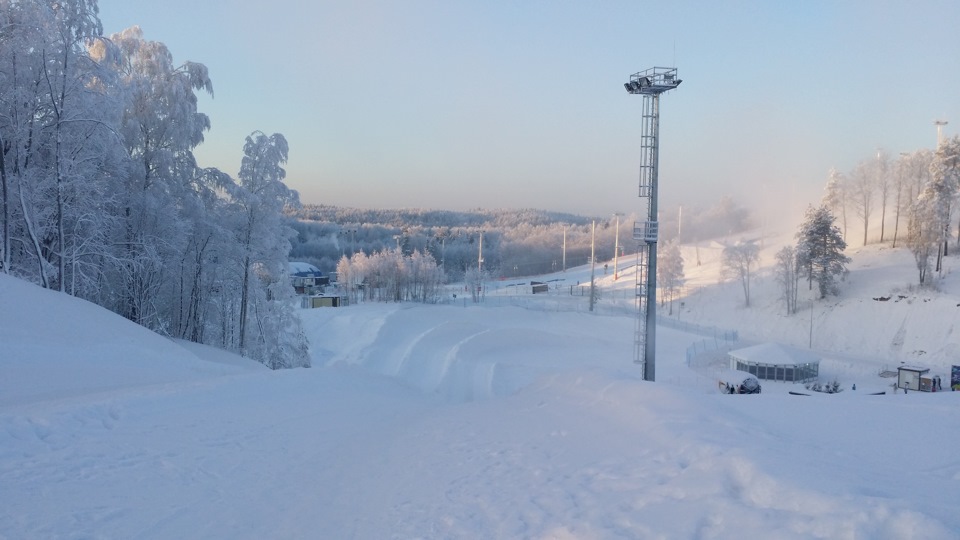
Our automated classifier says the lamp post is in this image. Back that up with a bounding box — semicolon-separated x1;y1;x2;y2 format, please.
613;213;623;280
624;66;681;381
589;220;596;312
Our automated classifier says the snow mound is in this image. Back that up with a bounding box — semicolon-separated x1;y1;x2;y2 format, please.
0;274;264;407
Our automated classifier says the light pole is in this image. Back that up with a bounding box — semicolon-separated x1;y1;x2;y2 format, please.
935;119;948;147
589;220;596;312
562;226;567;272
625;66;682;382
348;226;358;256
613;213;623;280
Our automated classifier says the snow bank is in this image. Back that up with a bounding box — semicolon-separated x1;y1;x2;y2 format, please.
0;274;264;407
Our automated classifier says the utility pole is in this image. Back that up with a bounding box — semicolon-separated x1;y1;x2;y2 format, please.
677;206;682;240
562;226;567;272
589;220;596;312
613;213;622;280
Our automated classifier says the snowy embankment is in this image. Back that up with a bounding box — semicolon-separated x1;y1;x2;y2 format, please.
2;260;960;538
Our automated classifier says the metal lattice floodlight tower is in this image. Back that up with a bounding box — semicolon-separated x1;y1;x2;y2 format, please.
624;66;681;381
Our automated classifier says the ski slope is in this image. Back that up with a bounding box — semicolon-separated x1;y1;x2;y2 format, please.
2;237;960;538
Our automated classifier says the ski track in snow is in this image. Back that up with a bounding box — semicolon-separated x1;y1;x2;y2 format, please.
3;269;960;538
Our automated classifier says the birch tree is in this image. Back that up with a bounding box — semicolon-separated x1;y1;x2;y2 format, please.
906;194;936;285
774;245;799;315
875;149;891;243
850;161;873;247
721;241;758;307
657;239;684;315
0;0;118;292
233;131;309;368
105;26;214;328
822;168;848;241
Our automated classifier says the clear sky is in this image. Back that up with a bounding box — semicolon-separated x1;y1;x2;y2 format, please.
96;0;960;222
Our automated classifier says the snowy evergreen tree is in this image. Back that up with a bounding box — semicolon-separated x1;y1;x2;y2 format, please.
796;205;849;299
721;241;758;307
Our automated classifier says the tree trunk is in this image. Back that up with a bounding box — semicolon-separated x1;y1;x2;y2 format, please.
880;205;886;243
239;254;250;354
0;134;8;273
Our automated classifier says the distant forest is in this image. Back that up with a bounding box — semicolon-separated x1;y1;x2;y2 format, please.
286;197;754;280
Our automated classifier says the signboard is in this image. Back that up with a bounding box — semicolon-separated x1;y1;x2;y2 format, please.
952;365;960;391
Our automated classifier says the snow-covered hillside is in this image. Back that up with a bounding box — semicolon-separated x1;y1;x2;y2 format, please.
2;237;960;538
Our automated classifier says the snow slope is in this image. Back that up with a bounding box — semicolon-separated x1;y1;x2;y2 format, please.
2;236;960;538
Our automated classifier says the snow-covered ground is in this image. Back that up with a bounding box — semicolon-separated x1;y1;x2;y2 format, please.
2;234;960;539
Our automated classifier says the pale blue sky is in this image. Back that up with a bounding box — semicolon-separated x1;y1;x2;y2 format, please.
97;0;959;221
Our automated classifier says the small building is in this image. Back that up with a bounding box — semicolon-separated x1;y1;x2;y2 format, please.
302;295;342;308
290;262;327;295
531;281;549;294
897;365;930;392
728;343;820;384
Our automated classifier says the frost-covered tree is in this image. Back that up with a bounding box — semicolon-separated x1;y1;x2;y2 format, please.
876;150;891;243
335;248;443;304
822;168;848;241
657;239;684;315
850;161;874;246
406;249;444;302
924;136;960;274
890;149;934;252
0;0;120;293
774;245;799;315
101;26;215;328
464;265;486;303
906;193;937;285
796;205;849;299
892;154;909;248
233;131;309;369
0;2;313;368
721;241;759;307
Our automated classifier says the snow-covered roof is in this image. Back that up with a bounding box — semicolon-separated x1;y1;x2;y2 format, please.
897;365;930;374
728;343;819;366
289;261;321;275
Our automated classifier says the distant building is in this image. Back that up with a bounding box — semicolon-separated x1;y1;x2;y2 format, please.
728;343;820;384
289;262;327;295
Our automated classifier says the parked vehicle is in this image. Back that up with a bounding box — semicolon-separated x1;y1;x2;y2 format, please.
718;370;761;394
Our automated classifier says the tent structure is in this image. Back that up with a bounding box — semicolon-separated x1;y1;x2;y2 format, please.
728;343;820;384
